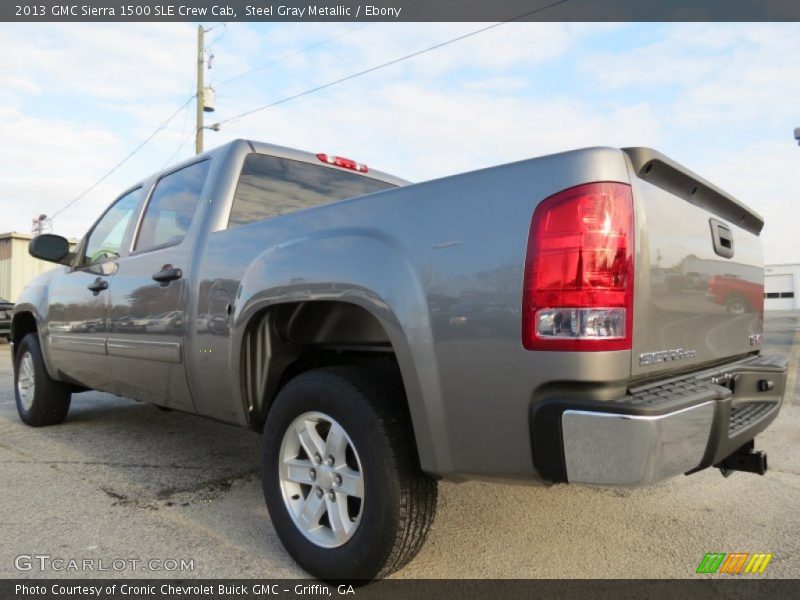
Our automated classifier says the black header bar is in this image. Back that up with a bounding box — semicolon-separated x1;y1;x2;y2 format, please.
3;579;800;600
5;0;800;22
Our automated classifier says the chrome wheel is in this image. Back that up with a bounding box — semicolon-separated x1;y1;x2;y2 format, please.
17;351;36;411
278;411;364;548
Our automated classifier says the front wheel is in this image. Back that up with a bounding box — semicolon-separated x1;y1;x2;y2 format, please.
261;366;437;580
14;333;71;426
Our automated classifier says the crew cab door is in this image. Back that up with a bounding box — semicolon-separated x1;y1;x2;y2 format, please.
105;160;210;411
47;187;144;391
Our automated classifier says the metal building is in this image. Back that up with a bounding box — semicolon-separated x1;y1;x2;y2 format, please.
0;232;76;303
764;263;800;310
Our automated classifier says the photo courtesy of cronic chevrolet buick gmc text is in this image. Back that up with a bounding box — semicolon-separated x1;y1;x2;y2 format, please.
10;141;787;580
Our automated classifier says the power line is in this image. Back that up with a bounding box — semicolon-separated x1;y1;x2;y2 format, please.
163;69;199;168
161;104;195;169
162;128;197;169
48;2;567;221
161;24;375;167
217;0;435;88
217;23;372;88
206;22;227;49
50;95;195;221
216;0;569;127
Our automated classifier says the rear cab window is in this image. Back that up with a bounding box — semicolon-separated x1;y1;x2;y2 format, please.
228;154;396;228
134;160;210;253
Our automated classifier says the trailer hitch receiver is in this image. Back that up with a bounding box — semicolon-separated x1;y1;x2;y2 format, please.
717;440;768;477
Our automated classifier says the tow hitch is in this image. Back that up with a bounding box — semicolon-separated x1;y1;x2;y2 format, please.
716;440;768;477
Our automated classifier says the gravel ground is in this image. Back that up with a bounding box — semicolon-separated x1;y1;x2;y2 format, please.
0;312;798;579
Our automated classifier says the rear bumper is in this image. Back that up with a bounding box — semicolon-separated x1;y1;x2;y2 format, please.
532;354;788;485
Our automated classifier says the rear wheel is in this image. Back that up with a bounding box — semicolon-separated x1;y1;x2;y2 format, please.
726;296;749;315
14;333;71;426
261;366;437;580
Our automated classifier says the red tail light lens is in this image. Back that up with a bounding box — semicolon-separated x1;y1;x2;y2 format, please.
522;181;634;351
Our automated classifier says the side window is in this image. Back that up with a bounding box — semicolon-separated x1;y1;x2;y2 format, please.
135;160;210;252
83;187;143;265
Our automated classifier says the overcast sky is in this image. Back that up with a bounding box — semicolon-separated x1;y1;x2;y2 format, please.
1;22;798;263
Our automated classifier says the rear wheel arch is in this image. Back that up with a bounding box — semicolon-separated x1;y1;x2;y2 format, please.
239;300;428;468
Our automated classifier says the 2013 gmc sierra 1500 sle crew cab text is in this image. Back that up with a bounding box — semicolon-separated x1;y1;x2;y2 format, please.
10;141;787;579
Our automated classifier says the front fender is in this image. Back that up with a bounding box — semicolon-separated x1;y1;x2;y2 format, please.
232;227;448;475
12;272;57;378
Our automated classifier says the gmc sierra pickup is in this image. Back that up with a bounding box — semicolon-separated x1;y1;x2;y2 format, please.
11;141;787;579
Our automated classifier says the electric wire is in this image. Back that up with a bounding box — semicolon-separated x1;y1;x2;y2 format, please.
50;24;370;218
50;95;195;221
48;1;568;220
217;23;371;87
215;0;568;127
162;70;199;168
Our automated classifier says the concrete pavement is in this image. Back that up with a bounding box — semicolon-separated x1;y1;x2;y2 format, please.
1;312;798;579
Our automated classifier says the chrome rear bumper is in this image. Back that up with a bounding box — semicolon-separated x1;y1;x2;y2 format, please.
562;402;715;485
556;354;787;486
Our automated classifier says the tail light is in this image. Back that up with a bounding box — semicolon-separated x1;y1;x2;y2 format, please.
522;181;634;351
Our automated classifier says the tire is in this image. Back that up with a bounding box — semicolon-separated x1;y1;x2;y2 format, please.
14;333;72;427
261;366;437;580
726;296;749;315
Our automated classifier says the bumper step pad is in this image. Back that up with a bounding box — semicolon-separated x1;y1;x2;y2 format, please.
729;402;779;437
622;379;731;411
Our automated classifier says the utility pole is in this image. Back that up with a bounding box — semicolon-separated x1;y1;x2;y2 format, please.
31;214;48;235
195;24;205;155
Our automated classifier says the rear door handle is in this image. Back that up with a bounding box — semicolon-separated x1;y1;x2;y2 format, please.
87;278;108;295
152;265;183;286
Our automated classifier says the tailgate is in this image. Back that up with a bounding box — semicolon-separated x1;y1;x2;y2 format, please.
624;148;765;379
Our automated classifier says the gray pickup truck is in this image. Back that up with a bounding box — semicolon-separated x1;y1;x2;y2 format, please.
11;140;787;579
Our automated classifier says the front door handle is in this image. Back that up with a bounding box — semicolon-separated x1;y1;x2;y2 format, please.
152;265;183;286
87;277;108;295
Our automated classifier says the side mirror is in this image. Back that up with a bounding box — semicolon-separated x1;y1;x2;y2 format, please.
29;234;71;265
